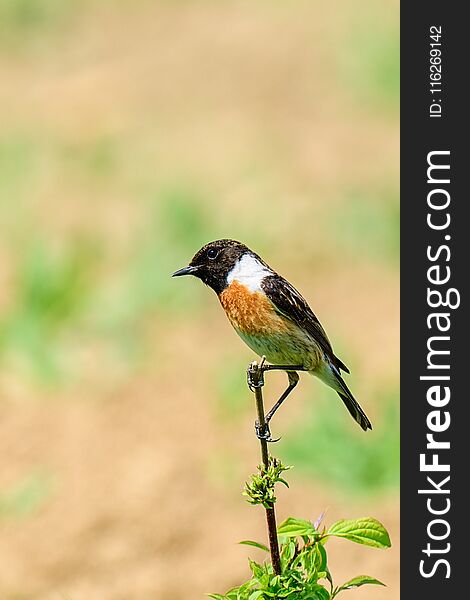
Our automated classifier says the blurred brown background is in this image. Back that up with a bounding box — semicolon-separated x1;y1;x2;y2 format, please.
0;0;399;598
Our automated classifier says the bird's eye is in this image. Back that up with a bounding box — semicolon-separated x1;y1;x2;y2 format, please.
207;248;219;260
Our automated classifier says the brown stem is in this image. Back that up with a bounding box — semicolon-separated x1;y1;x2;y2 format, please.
248;360;282;576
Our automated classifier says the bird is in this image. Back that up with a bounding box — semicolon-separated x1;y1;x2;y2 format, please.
172;239;371;440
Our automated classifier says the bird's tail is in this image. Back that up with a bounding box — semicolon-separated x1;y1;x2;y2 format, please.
337;388;372;431
315;362;372;432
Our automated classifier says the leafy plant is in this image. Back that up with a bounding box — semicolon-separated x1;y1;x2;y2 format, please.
209;361;391;599
211;466;390;599
243;457;290;510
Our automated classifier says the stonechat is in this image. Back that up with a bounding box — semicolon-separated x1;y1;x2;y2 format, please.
173;239;371;440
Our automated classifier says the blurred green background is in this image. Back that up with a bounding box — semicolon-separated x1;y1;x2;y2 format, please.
0;0;399;598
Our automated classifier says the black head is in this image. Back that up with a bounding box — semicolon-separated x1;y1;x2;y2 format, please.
172;239;257;294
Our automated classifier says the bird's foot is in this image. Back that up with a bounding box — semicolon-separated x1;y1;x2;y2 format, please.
247;361;265;392
255;421;280;443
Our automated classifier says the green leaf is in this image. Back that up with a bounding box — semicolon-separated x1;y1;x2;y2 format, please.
207;595;226;600
317;544;328;572
249;592;265;600
239;540;270;552
314;587;331;600
224;589;241;600
333;575;385;597
326;518;391;549
277;517;316;538
249;559;264;578
281;540;297;564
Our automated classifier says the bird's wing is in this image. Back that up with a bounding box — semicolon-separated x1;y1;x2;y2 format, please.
261;274;350;373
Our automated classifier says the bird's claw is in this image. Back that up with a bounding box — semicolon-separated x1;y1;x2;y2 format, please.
247;363;265;392
255;421;280;443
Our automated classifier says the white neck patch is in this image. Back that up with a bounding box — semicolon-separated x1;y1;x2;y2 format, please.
227;253;271;292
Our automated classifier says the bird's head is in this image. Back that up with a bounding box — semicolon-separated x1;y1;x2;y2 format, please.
172;239;269;294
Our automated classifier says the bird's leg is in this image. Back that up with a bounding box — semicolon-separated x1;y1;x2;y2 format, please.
265;371;300;423
256;371;300;442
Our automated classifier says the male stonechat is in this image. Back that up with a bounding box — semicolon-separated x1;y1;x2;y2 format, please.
173;239;371;440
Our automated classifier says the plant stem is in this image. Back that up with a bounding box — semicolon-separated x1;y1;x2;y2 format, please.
248;360;282;576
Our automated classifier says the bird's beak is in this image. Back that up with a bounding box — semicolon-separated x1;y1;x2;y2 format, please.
172;265;199;277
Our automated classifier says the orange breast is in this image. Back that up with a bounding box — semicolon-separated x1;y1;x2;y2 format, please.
219;281;290;335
